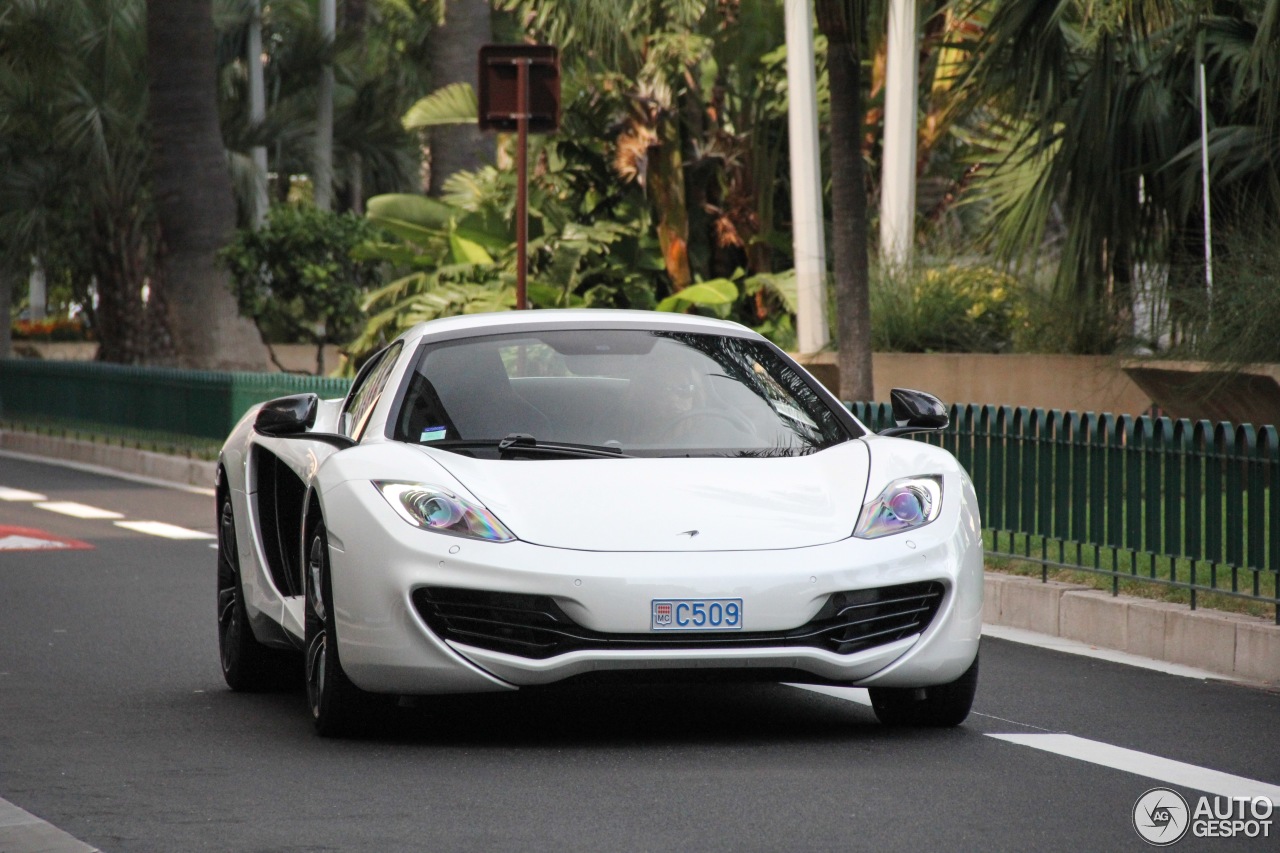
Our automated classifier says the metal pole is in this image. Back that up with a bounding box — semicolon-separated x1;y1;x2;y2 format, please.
1198;62;1213;314
784;0;829;353
880;0;918;269
516;59;529;310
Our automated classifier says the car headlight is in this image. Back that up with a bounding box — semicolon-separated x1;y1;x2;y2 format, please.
853;475;943;539
374;481;515;542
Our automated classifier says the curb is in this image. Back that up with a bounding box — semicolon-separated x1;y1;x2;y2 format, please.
0;430;217;490
2;429;1275;685
984;573;1280;685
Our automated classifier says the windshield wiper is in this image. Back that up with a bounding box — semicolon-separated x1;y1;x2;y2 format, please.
429;434;632;459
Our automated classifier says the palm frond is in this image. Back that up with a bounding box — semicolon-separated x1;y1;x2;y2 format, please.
402;82;478;129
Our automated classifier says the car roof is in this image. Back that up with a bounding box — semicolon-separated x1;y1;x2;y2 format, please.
398;309;764;347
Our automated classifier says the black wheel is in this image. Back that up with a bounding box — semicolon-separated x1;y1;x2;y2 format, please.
869;653;979;727
305;522;379;737
217;496;289;691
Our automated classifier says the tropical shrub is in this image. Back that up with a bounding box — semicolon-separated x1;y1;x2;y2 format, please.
395;3;799;347
221;204;380;374
346;178;668;368
1163;221;1280;366
870;264;1021;353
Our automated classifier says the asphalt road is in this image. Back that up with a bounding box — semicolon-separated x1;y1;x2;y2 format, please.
1;452;1278;853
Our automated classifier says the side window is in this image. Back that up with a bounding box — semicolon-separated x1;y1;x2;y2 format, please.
340;342;403;441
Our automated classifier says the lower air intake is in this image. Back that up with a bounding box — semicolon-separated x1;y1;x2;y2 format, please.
411;581;945;660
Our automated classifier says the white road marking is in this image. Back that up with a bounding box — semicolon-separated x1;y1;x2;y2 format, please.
784;680;1057;731
5;481;212;541
990;733;1280;800
0;486;46;502
0;534;75;551
784;683;872;706
34;501;124;520
0;797;99;852
982;623;1243;682
0;526;93;552
114;520;214;540
788;682;1279;799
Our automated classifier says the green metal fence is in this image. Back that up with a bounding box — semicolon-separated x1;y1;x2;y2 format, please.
0;359;351;441
855;402;1280;623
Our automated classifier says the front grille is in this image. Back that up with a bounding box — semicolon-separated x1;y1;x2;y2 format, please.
411;581;945;661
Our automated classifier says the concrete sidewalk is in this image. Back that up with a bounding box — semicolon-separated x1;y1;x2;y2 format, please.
3;428;1276;685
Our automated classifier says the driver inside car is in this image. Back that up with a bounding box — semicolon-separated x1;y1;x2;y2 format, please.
626;350;758;448
626;353;706;446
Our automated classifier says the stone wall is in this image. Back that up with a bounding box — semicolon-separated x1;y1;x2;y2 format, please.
792;352;1153;417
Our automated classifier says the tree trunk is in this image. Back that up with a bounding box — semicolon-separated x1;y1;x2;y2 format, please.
147;0;268;371
91;211;171;365
650;115;693;290
427;0;493;195
818;1;874;402
0;263;12;359
345;0;367;213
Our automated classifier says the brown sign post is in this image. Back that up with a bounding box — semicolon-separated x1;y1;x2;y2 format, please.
478;45;560;310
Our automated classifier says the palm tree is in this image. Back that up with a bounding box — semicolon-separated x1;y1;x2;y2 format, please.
0;265;13;359
947;0;1280;353
214;0;429;215
0;0;169;364
946;1;1178;352
817;0;876;400
147;0;269;370
427;0;494;195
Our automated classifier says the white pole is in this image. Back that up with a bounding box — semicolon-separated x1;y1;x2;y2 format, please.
28;257;46;320
784;0;829;354
313;0;335;211
1198;62;1213;310
880;0;918;269
248;0;268;226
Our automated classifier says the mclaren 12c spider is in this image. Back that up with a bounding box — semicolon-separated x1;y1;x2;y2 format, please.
216;310;982;736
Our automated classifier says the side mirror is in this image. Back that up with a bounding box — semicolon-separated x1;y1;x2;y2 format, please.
879;388;949;437
253;393;357;449
254;394;318;437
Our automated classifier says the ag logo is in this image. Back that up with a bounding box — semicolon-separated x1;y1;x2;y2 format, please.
1133;787;1190;846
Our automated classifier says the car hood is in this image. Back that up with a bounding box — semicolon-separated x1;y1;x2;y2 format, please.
421;440;871;552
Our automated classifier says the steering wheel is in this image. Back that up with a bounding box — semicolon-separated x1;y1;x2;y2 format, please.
668;407;754;436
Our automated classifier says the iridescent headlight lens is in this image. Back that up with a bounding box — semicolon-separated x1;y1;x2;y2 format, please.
374;481;515;542
853;476;943;539
418;494;463;527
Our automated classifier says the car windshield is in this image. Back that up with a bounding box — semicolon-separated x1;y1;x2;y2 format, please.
390;328;857;457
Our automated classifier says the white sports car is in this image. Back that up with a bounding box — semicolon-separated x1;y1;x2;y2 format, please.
216;310;983;736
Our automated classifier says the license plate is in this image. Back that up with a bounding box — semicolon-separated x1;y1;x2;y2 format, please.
651;598;743;631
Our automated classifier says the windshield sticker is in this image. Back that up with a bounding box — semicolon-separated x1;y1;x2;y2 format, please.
419;426;448;442
772;402;818;429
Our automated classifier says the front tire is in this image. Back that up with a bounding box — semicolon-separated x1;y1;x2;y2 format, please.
869;653;979;727
217;496;289;691
305;522;379;737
